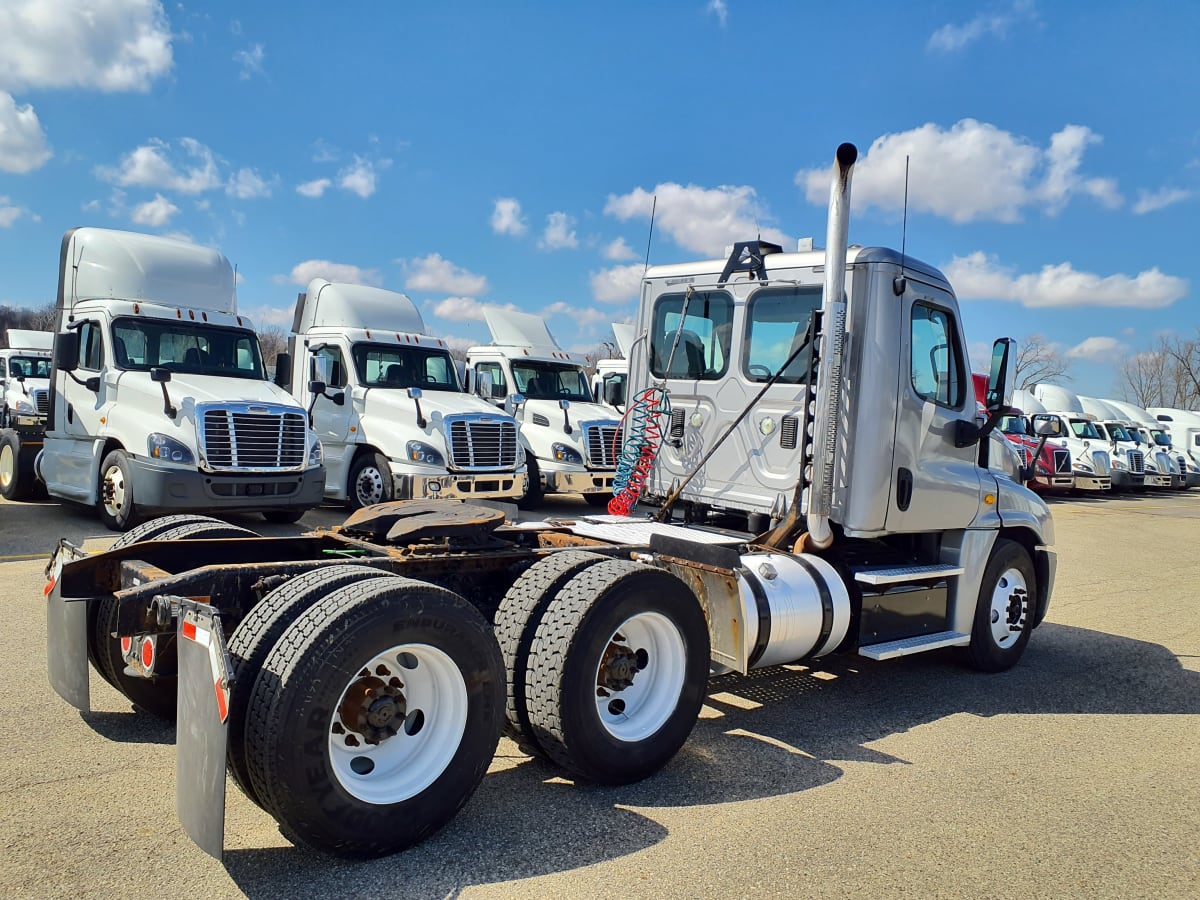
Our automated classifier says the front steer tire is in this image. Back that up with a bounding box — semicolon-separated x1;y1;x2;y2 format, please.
965;538;1036;673
525;559;710;785
243;577;505;858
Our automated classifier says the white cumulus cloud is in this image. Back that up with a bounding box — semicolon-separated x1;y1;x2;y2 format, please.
279;259;382;287
234;43;265;80
603;237;638;261
944;252;1188;309
590;264;644;305
0;0;173;93
1132;187;1192;215
296;178;331;198
402;253;488;296
0;196;27;227
98;137;223;194
539;211;579;250
605;183;789;257
0;92;52;173
226;167;272;199
542;300;608;325
794;119;1122;223
706;0;728;27
130;192;178;226
490;198;526;236
1067;336;1130;362
338;155;389;199
927;0;1036;53
430;297;516;322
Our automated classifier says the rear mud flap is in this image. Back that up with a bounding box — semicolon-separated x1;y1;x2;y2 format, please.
44;541;90;711
176;601;232;860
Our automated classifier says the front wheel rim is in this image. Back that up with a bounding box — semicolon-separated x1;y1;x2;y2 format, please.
355;465;386;506
101;465;127;518
988;567;1029;648
0;443;14;490
328;642;469;804
593;611;687;742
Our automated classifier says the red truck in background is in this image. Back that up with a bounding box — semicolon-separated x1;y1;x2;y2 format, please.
972;374;1073;494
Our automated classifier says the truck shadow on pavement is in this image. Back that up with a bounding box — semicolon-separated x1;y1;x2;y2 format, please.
219;621;1199;897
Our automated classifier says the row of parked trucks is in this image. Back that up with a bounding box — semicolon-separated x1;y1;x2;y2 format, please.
26;141;1182;863
0;233;626;521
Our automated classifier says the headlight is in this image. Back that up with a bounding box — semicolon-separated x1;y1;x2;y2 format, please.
147;433;195;465
406;440;445;467
14;399;35;414
1113;459;1128;470
551;442;583;464
516;442;526;465
1075;463;1093;473
308;439;323;467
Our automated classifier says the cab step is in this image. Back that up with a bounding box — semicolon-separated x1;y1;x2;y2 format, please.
853;564;964;585
857;630;970;660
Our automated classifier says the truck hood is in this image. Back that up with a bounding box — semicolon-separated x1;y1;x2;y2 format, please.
4;377;50;397
122;371;302;409
360;387;504;424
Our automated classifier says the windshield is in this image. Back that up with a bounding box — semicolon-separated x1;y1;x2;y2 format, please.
511;361;591;401
112;318;265;379
999;415;1028;436
1152;430;1171;447
352;343;460;391
5;355;51;378
1106;424;1131;441
1069;418;1102;439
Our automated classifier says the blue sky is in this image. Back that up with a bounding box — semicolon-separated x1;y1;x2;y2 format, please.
1;0;1196;399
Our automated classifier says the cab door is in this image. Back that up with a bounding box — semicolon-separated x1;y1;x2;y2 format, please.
885;289;983;532
308;343;354;484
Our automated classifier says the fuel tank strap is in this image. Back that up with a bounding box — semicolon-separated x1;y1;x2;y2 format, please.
738;566;772;668
792;555;835;654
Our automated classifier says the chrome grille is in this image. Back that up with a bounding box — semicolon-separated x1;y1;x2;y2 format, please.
201;407;306;471
446;416;518;471
585;423;622;469
1053;449;1071;474
1092;451;1110;475
33;389;49;415
1127;449;1145;474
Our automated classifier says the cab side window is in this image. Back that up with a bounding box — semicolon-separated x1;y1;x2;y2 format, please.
78;322;105;372
910;302;965;408
474;361;506;398
310;345;347;389
650;290;733;380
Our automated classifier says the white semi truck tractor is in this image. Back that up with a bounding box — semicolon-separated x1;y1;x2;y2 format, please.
466;308;622;508
39;228;326;529
280;280;527;508
1101;398;1193;489
1078;395;1173;489
0;329;52;499
1148;407;1200;487
43;143;1056;862
1035;383;1139;491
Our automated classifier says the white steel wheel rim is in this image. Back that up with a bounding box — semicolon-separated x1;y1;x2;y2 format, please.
593;611;687;742
0;443;13;490
329;642;469;805
102;464;127;518
355;465;386;506
988;566;1029;648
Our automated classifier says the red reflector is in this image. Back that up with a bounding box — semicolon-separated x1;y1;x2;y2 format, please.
214;681;229;722
43;579;55;597
182;620;198;641
141;638;154;670
121;636;132;654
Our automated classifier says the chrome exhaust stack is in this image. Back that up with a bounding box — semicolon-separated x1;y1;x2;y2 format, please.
807;142;857;549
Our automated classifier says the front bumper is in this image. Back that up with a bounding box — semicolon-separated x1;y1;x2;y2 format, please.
1073;474;1111;491
128;457;326;513
1144;472;1173;489
1109;470;1144;489
1186;472;1200;489
544;468;616;495
393;470;526;501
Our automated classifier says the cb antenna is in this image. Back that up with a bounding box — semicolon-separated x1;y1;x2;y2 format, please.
894;155;909;296
643;194;657;274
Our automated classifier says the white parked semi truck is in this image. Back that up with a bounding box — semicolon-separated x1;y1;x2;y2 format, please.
1034;384;1134;491
1099;397;1193;489
1148;407;1200;487
38;228;326;530
279;279;526;508
43;143;1056;863
466;308;621;508
1076;395;1174;489
0;329;53;499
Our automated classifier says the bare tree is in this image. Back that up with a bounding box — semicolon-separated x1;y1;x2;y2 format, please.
1014;333;1071;390
1118;345;1170;408
256;324;288;369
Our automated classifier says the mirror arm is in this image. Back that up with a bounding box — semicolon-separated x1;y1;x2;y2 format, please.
160;382;177;419
1020;433;1052;484
562;407;572;435
413;397;426;430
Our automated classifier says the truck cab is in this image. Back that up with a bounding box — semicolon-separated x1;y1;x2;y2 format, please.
1;330;52;428
466;308;621;508
284;280;526;508
39;228;325;530
1148;408;1200;487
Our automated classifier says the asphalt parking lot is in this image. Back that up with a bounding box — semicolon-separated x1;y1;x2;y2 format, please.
0;490;1197;899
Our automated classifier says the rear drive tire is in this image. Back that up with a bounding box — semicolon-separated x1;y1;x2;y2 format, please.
226;565;397;809
517;454;544;510
348;451;394;510
494;550;608;755
965;538;1036;672
525;559;709;784
0;431;35;500
97;449;139;532
90;519;259;720
243;577;505;857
